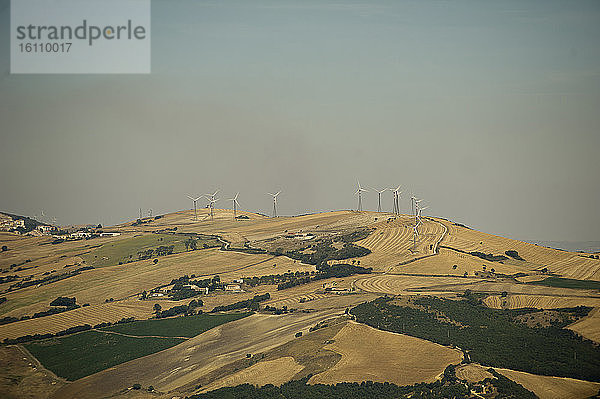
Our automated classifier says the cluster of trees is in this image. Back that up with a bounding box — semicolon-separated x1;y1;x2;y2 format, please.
153;300;203;318
242;264;371;292
190;368;535;399
170;275;222;292
244;271;313;288
50;296;76;307
211;293;270;312
137;249;155;260
278;263;372;291
0;275;18;284
505;250;525;261
350;296;600;382
277;241;371;267
7;267;90;291
1;296;82;325
155;245;175;256
468;251;508;262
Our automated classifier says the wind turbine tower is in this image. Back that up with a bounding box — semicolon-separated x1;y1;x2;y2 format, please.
268;191;281;217
355;181;368;212
204;190;219;221
372;188;387;212
390;185;402;214
229;192;240;220
187;195;202;221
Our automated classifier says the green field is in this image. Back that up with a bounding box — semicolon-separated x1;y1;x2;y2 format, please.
526;277;600;290
25;313;251;380
101;312;252;338
24;331;184;380
82;233;220;267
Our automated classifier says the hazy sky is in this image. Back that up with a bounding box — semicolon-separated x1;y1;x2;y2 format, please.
1;0;599;242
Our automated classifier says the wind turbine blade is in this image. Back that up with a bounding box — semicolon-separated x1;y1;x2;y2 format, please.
234;192;239;200
275;191;281;197
267;192;274;197
187;195;194;200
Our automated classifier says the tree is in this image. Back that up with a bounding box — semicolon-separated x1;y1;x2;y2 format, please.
153;303;162;314
153;258;158;264
452;265;457;269
1;245;7;252
141;290;147;300
96;224;102;229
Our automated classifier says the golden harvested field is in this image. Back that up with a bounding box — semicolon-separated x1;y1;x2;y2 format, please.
568;307;600;343
198;357;303;393
49;310;344;399
0;298;182;340
308;321;462;386
484;294;600;310
441;221;600;280
389;247;533;277
410;278;600;298
495;367;600;399
353;274;480;295
338;216;446;272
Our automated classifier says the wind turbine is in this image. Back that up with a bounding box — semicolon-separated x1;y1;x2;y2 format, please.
267;191;281;217
390;185;402;214
187;195;202;221
229;192;240;220
371;188;387;213
206;197;219;220
355;181;368;212
204;190;220;221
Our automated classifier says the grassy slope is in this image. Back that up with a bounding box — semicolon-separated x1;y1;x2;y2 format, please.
81;233;219;268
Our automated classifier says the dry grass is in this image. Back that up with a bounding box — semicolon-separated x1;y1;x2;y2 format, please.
308;321;462;386
454;363;493;383
568;307;600;343
335;216;446;272
495;367;600;399
198;357;304;392
354;274;480;295
0;345;66;399
441;221;600;281
484;294;600;310
389;247;532;277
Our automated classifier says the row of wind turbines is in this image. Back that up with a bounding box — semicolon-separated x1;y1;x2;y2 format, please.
186;190;281;221
187;182;427;222
186;181;428;251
